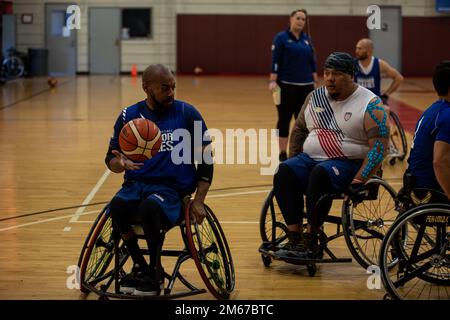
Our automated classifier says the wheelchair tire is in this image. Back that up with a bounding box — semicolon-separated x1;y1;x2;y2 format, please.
261;255;272;267
259;189;288;245
379;204;450;300
78;207;115;293
342;178;399;269
2;56;24;78
185;201;235;300
307;264;317;277
389;111;408;162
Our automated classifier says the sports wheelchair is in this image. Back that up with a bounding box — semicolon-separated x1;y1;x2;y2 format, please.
379;181;450;300
258;173;398;276
77;197;235;300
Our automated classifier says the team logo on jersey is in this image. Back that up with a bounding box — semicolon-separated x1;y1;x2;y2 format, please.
344;112;352;121
304;40;309;45
271;45;275;51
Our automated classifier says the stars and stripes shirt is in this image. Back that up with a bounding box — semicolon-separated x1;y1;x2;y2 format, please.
302;85;376;160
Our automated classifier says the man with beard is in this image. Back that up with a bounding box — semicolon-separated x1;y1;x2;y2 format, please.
105;64;213;296
273;52;390;259
354;38;403;105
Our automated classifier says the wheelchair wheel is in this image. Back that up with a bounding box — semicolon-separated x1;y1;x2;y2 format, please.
388;111;408;163
185;201;235;300
3;56;24;78
78;206;116;293
342;178;399;269
380;204;450;300
260;189;288;245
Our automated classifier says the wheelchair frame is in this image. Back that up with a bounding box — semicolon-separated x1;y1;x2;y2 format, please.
387;110;408;166
258;177;398;276
78;200;235;300
379;198;450;300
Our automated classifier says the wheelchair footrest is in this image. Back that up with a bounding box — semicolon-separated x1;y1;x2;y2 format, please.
259;242;352;265
280;257;352;265
258;241;279;254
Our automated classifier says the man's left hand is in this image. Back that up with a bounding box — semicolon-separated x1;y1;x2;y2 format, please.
348;182;368;204
191;199;206;224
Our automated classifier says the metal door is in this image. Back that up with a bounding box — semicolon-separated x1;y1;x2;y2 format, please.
369;6;402;71
89;8;121;74
45;4;77;76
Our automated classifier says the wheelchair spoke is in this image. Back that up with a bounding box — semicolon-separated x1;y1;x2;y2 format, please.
380;206;450;300
394;261;434;287
344;179;398;269
191;213;231;295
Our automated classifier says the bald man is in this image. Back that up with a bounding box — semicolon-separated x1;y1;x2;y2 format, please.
354;38;404;104
105;64;213;296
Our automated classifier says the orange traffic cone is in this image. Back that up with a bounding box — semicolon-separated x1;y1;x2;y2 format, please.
131;64;137;77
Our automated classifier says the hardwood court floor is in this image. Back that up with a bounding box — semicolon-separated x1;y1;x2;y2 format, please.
0;75;436;299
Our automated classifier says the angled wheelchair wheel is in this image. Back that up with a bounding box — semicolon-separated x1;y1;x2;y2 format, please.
3;56;25;78
260;189;288;245
78;206;117;293
185;201;235;300
388;111;408;163
380;204;450;300
342;178;399;269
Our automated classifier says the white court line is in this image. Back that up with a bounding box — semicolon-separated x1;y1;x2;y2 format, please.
3;181;403;233
206;189;270;198
0;210;100;232
69;169;111;223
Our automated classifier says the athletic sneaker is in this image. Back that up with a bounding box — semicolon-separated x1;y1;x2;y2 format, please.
275;232;308;259
119;270;148;294
133;274;164;296
303;232;325;260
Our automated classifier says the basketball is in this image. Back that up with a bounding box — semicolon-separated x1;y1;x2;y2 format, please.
48;77;58;87
119;118;162;161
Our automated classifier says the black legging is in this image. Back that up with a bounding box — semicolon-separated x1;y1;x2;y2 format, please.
273;163;334;230
110;196;173;273
276;83;314;137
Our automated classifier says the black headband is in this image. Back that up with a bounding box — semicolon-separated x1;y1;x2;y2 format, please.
324;52;355;76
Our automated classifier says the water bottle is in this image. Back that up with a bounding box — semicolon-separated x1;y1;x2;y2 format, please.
272;85;281;105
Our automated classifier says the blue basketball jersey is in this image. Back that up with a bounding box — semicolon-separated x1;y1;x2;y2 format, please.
408;99;450;189
354;57;381;97
109;100;210;195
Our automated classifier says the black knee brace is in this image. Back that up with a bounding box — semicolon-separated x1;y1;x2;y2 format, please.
110;197;148;270
138;198;173;270
110;196;134;234
273;163;304;225
306;166;333;229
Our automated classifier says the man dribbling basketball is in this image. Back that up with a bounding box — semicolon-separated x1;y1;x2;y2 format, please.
105;64;213;296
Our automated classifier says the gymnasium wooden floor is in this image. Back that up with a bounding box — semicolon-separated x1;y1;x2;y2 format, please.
0;75;436;299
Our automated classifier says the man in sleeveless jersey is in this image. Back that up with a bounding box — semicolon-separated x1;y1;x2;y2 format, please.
105;64;214;295
403;61;450;202
354;38;403;104
273;52;390;258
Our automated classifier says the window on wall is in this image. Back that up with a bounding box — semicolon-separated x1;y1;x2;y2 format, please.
121;8;152;39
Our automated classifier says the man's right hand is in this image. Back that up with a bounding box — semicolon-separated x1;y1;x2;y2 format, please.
111;150;144;171
268;81;277;91
347;182;368;204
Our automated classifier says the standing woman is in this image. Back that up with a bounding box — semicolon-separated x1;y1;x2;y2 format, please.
269;9;318;162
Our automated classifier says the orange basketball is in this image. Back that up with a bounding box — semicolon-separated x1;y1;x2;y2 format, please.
48;77;58;87
119;118;162;162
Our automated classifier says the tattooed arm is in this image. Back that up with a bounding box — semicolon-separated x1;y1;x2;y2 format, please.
289;92;312;158
352;97;390;183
